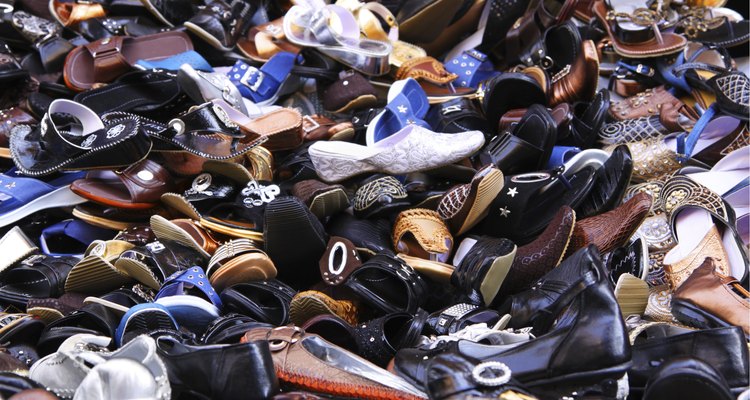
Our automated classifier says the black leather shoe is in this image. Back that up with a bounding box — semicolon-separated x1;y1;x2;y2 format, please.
184;0;256;51
575;144;633;219
450;236;517;306
156;335;280;399
559;89;610;149
478;104;557;175
0;40;29;84
629;325;749;396
426;353;537;400
141;0;201;27
393;252;631;394
496;245;606;329
476;166;596;244
426;97;492;141
643;357;735;400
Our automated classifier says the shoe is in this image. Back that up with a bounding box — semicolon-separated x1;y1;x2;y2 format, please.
309;125;484;183
672;257;750;338
449;236;517;307
156;334;279;400
629;323;749;396
567;192;652;256
242;326;427;400
140;0;199;27
497;245;605;330
478;104;557;175
436;166;504;236
643;357;735;400
393;251;631;395
184;0;257;51
496;205;576;297
575;144;634;219
549;30;599;106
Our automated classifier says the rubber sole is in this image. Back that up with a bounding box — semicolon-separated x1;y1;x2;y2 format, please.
455;168;504;236
479;246;517;306
308;187;350;220
289;292;353;326
150;215;211;259
0;187;86;228
199;218;265;242
183;21;233;51
64;256;132;293
614;273;649;317
331;94;379;114
0;147;9;158
138;0;175;27
114;257;162;290
72;207;141;231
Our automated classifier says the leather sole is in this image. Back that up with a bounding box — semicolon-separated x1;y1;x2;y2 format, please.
69;183;158;210
150;215;211;259
479;247;517;306
0;147;9;159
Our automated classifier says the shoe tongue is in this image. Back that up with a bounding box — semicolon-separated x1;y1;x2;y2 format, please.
452;237;478;266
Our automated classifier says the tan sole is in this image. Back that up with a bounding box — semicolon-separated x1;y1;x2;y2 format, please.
114;257;162;290
138;0;175;27
0;147;10;159
72;208;141;231
479;246;517;306
328;127;355;142
160;193;202;220
26;307;64;324
65;256;133;293
199;218;265;242
289;293;340;326
398;253;453;283
332;94;379;114
150;215;211;259
184;21;233;51
308;188;350;219
83;296;130;314
209;254;277;292
455;168;504;236
614;273;650;317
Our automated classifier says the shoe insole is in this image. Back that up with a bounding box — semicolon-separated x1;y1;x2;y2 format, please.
691;170;749;202
665;207;713;264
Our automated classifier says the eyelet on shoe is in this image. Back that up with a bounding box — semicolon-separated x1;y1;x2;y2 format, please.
268;339;286;351
471;361;512;387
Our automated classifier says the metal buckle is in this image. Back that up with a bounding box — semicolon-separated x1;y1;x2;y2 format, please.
240;66;264;92
635;64;655;77
441;105;462;115
91;37;121;58
301;115;320;133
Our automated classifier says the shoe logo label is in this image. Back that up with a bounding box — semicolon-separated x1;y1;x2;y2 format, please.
241;180;280;208
212;104;239;130
471;361;512;387
328;241;347;276
106;124;125;139
89;242;106;257
146;241;166;253
81;134;97;148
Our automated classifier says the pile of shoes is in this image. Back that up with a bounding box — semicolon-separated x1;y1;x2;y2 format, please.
0;0;746;399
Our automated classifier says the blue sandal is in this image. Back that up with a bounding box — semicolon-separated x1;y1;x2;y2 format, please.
155;267;222;333
0;169;86;228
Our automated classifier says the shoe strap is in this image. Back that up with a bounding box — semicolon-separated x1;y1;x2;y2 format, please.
156;266;222;309
676;103;716;163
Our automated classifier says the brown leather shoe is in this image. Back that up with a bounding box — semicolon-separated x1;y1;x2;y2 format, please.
549;39;600;107
289;290;359;326
567;192;652;256
496;205;576;297
241;326;427;400
672;257;750;338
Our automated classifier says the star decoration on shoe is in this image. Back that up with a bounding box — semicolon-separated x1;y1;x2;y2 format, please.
397;105;408;114
4;182;15;189
507;187;518;197
499;206;511;217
